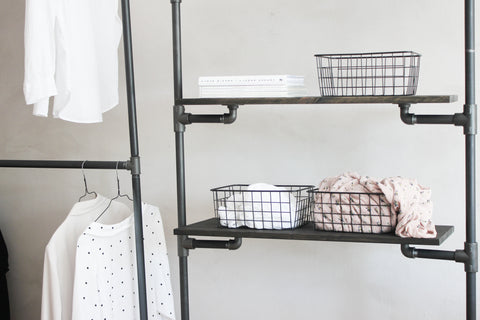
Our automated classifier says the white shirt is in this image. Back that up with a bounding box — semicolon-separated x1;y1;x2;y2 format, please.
41;195;132;320
24;0;122;123
72;203;176;320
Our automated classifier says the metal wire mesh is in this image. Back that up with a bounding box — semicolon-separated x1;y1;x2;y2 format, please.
212;184;314;230
315;51;421;96
312;190;396;233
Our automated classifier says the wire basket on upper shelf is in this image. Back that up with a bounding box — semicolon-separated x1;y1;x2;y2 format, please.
311;190;396;234
212;184;314;230
315;51;421;97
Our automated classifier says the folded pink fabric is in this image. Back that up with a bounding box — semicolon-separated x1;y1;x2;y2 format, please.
315;173;437;238
377;176;436;238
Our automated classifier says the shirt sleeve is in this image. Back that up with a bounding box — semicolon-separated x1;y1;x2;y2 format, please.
41;245;62;320
144;205;176;320
23;0;58;117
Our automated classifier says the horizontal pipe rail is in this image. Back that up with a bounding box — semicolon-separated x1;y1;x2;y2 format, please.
401;244;456;261
399;104;468;127
401;243;478;272
182;237;242;250
177;105;238;125
0;160;130;170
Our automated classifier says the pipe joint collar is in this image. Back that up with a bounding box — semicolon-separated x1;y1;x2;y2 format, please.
173;105;187;132
128;156;141;175
463;104;477;135
459;242;478;273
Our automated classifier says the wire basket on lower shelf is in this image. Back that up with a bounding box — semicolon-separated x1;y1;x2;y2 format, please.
212;184;314;230
315;51;421;96
311;190;396;234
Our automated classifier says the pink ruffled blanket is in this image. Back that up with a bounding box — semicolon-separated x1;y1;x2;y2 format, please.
314;173;437;238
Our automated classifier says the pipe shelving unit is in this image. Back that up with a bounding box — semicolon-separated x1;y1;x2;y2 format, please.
171;0;478;319
0;1;150;319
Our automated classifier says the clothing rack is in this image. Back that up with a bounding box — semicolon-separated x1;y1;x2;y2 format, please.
0;1;150;319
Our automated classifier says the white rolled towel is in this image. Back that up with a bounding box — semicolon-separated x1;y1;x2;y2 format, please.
219;183;300;229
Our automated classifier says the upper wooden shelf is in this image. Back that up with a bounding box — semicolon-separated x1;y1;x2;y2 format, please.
178;95;458;106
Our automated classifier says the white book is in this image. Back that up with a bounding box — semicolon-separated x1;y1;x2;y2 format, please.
199;88;308;98
199;85;306;93
198;75;304;87
199;92;307;98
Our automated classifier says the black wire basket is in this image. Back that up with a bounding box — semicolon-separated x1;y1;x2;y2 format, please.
315;51;421;96
212;184;314;230
311;190;396;233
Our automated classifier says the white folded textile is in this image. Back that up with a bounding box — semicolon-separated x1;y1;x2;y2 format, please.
218;183;304;230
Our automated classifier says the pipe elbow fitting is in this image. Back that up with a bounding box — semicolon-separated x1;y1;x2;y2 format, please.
227;237;242;250
222;105;238;124
401;244;417;258
400;106;416;125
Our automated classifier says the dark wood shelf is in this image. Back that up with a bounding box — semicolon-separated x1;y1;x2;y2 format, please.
178;95;458;106
174;218;454;246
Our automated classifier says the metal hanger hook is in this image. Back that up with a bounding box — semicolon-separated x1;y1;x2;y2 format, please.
79;160;97;201
115;161;121;196
82;160;89;193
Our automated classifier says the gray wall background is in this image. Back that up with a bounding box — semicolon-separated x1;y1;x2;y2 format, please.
0;0;478;319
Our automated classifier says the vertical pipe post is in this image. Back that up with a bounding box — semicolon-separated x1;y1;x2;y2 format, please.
464;0;477;319
172;0;183;102
172;1;189;319
121;1;148;319
175;128;189;320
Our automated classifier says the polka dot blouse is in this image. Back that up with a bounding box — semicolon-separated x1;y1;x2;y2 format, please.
72;203;175;320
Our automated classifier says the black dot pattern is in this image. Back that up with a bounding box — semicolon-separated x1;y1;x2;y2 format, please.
72;203;176;319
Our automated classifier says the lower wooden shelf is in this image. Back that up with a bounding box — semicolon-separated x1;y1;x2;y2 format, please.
174;218;454;246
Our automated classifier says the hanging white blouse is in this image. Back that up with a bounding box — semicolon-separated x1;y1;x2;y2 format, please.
24;0;122;123
72;203;176;320
41;195;132;320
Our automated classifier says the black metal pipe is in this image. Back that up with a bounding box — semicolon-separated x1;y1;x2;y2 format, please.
179;256;189;320
399;104;466;126
175;130;190;320
121;1;147;319
121;0;140;158
130;174;147;316
401;244;456;261
171;0;188;317
183;237;242;250
175;132;187;231
465;0;475;107
467;272;476;320
465;0;477;319
187;115;225;123
465;135;476;245
0;160;130;170
179;105;238;125
415;114;457;124
172;0;183;102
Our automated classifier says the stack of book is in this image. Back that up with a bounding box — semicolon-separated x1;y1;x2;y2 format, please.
198;75;307;98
